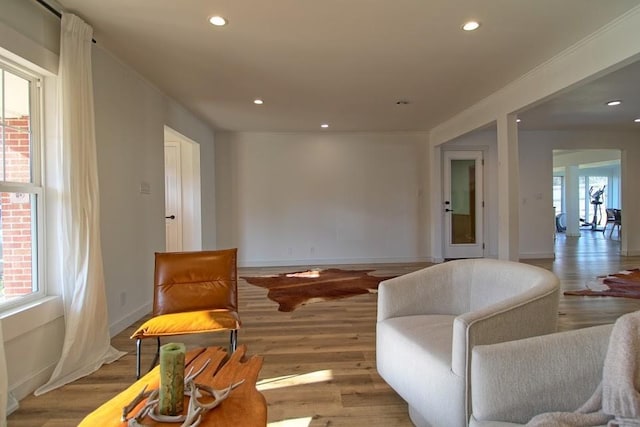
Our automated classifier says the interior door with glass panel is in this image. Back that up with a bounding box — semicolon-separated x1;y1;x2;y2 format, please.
443;151;484;259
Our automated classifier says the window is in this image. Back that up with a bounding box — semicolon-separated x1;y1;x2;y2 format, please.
0;57;43;309
552;176;563;215
586;176;608;227
579;175;608;227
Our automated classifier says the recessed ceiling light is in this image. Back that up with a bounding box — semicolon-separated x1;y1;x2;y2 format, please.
253;99;264;105
321;124;329;128
635;118;640;123
606;100;622;106
462;21;480;31
209;16;227;26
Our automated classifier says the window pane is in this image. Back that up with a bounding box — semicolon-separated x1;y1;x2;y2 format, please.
450;159;476;244
1;69;32;183
4;70;31;131
0;125;4;180
579;177;586;224
587;177;607;227
0;70;3;123
4;128;31;183
552;176;563;215
0;192;37;302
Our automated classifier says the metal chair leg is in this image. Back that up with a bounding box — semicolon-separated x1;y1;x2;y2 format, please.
148;337;161;374
230;329;238;353
136;338;142;379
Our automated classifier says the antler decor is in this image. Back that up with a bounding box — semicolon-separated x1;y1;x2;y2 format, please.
121;357;245;426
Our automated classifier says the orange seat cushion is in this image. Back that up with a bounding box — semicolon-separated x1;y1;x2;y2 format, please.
130;310;240;339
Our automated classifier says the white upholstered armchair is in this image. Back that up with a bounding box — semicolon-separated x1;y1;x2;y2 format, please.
376;258;560;427
469;324;613;427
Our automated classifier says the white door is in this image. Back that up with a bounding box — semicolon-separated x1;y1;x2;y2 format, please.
164;142;183;252
443;151;484;258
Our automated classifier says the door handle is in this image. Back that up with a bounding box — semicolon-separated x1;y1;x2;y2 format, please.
165;215;175;219
445;209;454;212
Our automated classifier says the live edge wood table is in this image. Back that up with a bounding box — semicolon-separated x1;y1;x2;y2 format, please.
79;345;267;427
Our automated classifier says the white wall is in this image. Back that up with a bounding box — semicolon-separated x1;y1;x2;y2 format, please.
518;136;555;258
92;46;216;335
0;1;216;400
215;131;430;266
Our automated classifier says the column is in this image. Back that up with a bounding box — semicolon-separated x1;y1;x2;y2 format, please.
496;114;519;261
565;165;581;237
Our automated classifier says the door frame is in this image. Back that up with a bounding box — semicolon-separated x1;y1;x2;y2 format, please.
164;126;202;251
442;150;485;259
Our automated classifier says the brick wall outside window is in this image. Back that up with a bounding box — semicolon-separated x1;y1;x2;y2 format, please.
1;116;33;297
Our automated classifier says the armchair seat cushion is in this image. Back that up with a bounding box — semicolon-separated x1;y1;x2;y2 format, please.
378;315;455;370
130;309;241;339
378;315;463;427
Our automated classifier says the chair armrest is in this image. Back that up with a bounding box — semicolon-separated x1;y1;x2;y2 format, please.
452;285;560;377
377;263;469;321
470;324;612;424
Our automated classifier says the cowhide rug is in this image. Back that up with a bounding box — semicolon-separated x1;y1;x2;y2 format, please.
241;268;397;312
564;267;640;299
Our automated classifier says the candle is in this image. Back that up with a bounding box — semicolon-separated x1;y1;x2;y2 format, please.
158;342;185;416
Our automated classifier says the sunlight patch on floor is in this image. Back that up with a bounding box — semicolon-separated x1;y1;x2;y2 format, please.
268;417;313;427
257;369;334;391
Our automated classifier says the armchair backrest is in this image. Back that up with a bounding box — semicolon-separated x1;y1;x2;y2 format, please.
471;324;612;424
462;258;559;312
153;248;238;316
451;259;560;372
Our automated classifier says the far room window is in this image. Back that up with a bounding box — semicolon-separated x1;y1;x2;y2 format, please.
579;175;608;227
552;176;563;215
0;56;44;309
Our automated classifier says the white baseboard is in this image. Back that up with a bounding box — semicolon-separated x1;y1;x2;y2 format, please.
621;249;640;256
238;256;432;268
7;392;19;416
519;252;556;260
9;362;56;401
109;302;152;338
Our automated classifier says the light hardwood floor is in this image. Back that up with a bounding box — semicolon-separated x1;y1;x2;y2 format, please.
8;231;640;426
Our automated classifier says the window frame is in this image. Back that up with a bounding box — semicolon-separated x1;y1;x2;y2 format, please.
0;55;46;311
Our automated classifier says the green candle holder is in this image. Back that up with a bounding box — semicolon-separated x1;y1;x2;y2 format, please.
158;342;186;416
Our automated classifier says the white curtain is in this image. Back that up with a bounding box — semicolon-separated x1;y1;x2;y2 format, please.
35;13;125;396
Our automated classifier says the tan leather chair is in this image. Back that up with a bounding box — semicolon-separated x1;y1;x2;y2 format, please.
130;248;241;378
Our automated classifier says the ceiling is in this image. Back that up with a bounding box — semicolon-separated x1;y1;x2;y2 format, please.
519;60;640;132
55;0;640;133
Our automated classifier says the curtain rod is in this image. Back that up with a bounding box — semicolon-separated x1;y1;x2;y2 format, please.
35;0;61;18
34;0;97;43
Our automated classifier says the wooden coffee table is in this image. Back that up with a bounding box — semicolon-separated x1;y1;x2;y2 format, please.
79;345;266;426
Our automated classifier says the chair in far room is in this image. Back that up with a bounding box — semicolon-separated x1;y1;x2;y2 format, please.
610;208;622;238
604;208;616;235
130;248;240;378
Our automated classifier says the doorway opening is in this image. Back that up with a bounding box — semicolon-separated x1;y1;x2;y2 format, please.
552;149;621;253
164;126;202;252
